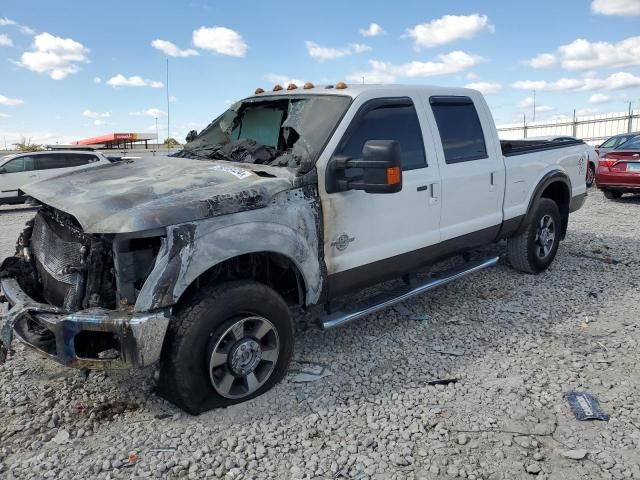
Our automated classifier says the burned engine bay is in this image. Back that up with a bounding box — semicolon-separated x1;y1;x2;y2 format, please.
175;94;351;173
3;207;162;314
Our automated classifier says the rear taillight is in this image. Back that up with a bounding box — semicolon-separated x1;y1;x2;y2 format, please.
599;156;617;168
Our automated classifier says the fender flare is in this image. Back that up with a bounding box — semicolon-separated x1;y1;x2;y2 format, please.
513;170;572;237
133;221;323;312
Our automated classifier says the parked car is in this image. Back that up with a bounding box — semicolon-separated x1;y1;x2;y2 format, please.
596;132;639;158
0;84;588;413
525;136;597;187
0;150;112;205
595;135;640;199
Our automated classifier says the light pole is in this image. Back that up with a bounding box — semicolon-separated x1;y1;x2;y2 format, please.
155;117;159;151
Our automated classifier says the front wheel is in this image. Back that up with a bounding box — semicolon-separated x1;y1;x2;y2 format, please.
157;280;294;414
507;198;561;274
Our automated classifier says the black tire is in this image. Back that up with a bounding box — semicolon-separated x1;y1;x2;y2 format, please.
507;198;561;274
586;162;595;188
603;190;622;200
157;280;294;414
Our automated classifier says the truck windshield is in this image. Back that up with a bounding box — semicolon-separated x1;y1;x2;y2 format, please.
176;94;351;173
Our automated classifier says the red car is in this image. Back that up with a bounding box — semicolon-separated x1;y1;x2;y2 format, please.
595;135;640;199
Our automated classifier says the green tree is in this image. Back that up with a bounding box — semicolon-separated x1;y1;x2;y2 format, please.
13;137;43;152
163;137;180;147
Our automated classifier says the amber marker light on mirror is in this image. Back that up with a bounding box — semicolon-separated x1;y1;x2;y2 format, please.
387;166;401;185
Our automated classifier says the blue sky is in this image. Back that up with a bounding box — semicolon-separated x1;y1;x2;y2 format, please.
0;0;639;146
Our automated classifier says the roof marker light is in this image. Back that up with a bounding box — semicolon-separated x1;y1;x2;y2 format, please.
273;84;283;91
335;81;347;89
254;88;265;94
287;83;298;90
303;82;314;89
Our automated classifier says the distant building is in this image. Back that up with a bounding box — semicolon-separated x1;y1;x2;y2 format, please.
72;132;157;149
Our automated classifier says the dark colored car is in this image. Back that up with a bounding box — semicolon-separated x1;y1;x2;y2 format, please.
595;136;640;199
596;132;639;158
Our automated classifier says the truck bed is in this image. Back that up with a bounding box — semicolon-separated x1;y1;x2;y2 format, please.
501;138;584;156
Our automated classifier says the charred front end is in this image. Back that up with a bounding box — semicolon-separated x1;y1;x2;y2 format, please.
0;207;169;368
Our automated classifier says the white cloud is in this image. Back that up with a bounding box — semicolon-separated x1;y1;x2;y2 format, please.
536;105;555;113
192;26;247;57
106;74;163;88
169;95;177;102
151;39;199;57
0;34;13;47
464;82;502;94
19;25;35;35
0;95;23;106
513;71;640;92
129;108;165;117
18;32;89;80
527;53;557;69
591;0;640;16
405;14;494;50
305;41;371;61
264;73;305;87
588;93;610;104
466;72;479;80
527;36;640;70
518;97;535;108
0;113;9;118
93;76;101;84
82;110;110;119
360;23;385;37
576;108;600;116
93;119;106;126
0;17;16;26
348;51;484;83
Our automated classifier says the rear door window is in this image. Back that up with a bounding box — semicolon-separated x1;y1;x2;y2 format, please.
430;96;488;164
2;158;26;173
35;153;93;170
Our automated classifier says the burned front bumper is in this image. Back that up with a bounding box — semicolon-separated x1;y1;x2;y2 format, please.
0;278;170;369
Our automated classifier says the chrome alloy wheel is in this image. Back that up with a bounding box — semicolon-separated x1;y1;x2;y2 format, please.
208;316;280;399
535;214;556;260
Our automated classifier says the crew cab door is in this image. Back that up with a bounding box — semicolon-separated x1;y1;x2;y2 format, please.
426;95;505;241
0;156;38;199
318;94;442;296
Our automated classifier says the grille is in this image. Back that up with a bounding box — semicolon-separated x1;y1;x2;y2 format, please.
31;213;85;309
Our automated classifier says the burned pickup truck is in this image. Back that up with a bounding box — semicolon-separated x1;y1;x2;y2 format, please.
0;83;588;413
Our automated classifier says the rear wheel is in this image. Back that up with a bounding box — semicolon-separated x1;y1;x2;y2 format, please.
586;162;595;187
603;190;622;200
507;198;561;274
157;280;294;414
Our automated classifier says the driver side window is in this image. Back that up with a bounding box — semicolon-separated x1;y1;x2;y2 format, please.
337;99;427;172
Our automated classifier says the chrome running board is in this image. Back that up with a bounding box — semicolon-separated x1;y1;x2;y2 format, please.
318;256;499;330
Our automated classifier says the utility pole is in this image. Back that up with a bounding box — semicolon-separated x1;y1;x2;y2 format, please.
361;76;365;85
532;90;536;122
166;58;170;152
155;117;159;151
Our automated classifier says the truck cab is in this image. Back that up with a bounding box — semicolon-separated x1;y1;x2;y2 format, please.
0;83;587;414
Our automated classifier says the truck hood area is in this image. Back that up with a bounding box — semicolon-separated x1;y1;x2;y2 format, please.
22;156;296;233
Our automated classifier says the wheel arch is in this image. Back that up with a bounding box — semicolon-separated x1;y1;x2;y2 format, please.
516;170;572;240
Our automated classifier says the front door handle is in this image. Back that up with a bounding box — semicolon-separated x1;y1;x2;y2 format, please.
417;185;428;192
489;172;497;192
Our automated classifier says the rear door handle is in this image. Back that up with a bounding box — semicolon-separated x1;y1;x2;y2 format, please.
429;182;440;205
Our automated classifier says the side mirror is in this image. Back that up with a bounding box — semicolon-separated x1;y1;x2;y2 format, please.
326;140;403;194
595;144;601;149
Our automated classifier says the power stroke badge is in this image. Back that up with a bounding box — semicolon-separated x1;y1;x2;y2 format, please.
331;234;355;251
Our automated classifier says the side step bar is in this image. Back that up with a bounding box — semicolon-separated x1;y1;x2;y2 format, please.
318;256;499;330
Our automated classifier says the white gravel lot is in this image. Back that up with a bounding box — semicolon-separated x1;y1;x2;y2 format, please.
0;190;639;480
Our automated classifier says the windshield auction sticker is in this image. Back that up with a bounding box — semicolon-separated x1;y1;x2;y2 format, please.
208;164;253;179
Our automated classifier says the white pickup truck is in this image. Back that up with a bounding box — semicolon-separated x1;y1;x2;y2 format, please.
0;84;588;414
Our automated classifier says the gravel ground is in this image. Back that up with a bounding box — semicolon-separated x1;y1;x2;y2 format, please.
0;190;639;480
